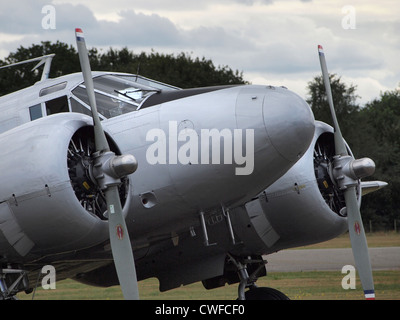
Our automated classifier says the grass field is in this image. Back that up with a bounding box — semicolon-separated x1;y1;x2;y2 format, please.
18;232;400;300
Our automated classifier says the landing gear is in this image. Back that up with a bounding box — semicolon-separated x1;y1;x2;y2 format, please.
0;266;30;300
229;254;290;300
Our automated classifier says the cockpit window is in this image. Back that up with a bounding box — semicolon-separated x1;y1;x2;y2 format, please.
93;75;158;105
72;85;138;119
70;74;178;119
46;96;69;115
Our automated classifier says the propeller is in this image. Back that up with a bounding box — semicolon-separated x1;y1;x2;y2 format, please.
318;45;375;300
75;28;139;300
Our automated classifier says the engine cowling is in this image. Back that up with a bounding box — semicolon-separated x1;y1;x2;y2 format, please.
0;113;120;260
231;121;353;254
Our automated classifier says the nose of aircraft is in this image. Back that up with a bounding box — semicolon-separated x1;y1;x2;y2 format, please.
263;88;315;162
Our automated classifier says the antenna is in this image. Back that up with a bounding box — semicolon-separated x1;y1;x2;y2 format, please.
0;54;55;81
135;61;141;82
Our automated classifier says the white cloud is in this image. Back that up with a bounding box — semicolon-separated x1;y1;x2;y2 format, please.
341;76;392;105
0;0;398;105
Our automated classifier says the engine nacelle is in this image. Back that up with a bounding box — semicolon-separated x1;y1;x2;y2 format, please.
0;113;112;260
231;121;353;255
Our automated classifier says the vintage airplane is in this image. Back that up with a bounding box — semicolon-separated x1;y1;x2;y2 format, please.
0;29;386;300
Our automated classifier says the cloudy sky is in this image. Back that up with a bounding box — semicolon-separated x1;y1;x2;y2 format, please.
0;0;399;105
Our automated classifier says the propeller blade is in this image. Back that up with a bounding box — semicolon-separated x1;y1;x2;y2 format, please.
75;28;109;153
344;187;375;299
106;186;140;300
75;28;139;300
318;45;375;300
317;45;348;156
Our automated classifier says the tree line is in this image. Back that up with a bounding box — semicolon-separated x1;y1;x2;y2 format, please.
0;41;247;94
0;41;398;230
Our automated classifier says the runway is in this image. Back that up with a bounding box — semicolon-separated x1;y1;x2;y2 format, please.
264;247;400;272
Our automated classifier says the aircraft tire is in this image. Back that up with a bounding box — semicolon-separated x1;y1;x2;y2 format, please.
245;287;290;300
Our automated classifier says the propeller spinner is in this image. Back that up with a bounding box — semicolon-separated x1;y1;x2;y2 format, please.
318;45;375;300
75;28;139;300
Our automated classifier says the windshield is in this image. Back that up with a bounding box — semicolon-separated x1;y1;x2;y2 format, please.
70;74;178;119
